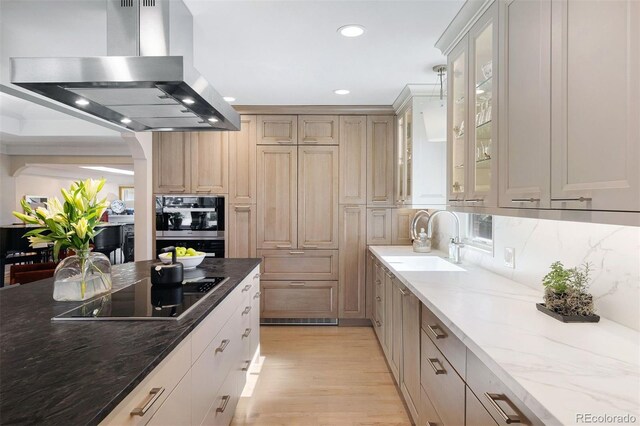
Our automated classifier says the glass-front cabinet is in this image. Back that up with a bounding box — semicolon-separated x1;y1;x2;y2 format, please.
447;2;498;207
396;107;413;204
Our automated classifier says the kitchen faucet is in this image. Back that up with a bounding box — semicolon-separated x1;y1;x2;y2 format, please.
425;210;464;264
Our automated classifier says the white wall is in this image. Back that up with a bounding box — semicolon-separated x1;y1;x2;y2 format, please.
433;215;640;331
0;153;16;224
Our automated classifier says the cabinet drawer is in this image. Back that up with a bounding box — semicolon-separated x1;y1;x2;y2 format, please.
249;276;261;361
419;385;443;426
258;249;338;280
201;369;241;426
191;315;241;425
191;277;245;363
420;330;465;426
466;350;543;426
421;304;466;377
261;281;337;319
466;385;498;426
101;337;191;426
146;370;192;426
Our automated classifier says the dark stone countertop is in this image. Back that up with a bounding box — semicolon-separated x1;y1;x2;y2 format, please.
0;258;261;426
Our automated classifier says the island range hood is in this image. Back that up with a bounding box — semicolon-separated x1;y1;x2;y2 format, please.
10;0;240;132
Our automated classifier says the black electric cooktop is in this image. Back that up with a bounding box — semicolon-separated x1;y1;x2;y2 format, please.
53;271;229;321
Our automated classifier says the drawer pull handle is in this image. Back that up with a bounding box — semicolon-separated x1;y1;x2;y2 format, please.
551;197;592;202
253;273;261;279
398;287;408;296
376;296;382;302
276;244;292;248
215;339;230;354
276;140;292;144
511;198;540;203
303;245;318;248
242;284;252;292
427;324;446;339
375;279;381;285
130;387;165;416
427;358;446;375
465;198;484;203
242;328;252;338
289;251;305;255
234;205;251;211
216;395;231;413
242;306;251;315
289;282;306;287
484;393;522;424
375;320;381;327
253;291;261;299
241;360;251;371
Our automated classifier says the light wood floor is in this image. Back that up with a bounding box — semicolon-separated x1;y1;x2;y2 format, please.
231;326;412;426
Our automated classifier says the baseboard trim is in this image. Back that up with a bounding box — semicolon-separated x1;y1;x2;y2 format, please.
338;318;373;327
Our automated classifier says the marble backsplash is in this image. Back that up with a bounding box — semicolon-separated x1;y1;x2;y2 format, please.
431;214;640;331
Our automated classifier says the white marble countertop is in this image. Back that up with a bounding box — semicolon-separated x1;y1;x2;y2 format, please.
369;246;640;425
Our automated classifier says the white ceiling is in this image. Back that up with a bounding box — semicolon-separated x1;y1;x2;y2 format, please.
185;0;463;105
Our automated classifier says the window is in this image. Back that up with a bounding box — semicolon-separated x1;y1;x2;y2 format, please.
464;213;493;252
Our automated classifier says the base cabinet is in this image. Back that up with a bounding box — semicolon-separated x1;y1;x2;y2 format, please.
400;291;421;423
101;267;261;426
466;386;498;426
260;281;338;319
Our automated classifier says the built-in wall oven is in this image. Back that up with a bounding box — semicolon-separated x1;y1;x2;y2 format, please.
155;196;225;258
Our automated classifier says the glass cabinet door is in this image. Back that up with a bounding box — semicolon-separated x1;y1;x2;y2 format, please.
449;38;468;201
396;115;405;204
395;108;413;205
468;3;498;204
404;108;413;203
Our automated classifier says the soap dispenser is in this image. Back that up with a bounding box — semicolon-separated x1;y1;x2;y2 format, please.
413;228;432;253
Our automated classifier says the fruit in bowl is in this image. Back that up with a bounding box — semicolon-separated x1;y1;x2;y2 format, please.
158;246;206;270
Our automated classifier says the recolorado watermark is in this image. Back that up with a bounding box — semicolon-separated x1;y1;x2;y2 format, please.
576;413;638;424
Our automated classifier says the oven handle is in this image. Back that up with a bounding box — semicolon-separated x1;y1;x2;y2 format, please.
162;208;219;213
156;236;225;241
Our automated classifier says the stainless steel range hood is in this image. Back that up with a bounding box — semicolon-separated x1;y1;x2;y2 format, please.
10;0;239;132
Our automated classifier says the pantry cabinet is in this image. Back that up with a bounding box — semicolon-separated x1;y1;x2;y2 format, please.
298;145;339;249
298;115;340;145
338;205;367;319
339;116;367;204
229;115;257;204
498;0;551;209
153;132;191;194
367;116;395;206
550;0;640;212
191;132;228;194
256;146;298;249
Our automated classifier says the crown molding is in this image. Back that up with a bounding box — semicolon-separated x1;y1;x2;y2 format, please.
392;84;442;113
233;105;396;115
435;0;494;55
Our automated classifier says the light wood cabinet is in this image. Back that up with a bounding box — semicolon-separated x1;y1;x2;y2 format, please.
447;36;469;205
191;132;228;194
420;385;443;426
338;205;366;319
229;115;257;204
367;115;395;206
339;116;367;204
466;386;498;426
258;249;339;281
298;145;339;249
498;0;551;209
550;0;640;212
260;281;338;319
383;269;394;359
153;132;191;194
256;146;297;249
228;204;256;259
392;208;415;245
367;208;392;245
400;290;421;423
390;277;403;383
298;115;339;145
257;115;297;145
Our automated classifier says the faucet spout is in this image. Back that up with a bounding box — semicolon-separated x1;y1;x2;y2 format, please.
425;210;464;263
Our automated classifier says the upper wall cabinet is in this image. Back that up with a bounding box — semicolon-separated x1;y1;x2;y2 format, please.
257;115;298;145
367;115;395;206
498;0;551;209
153;132;191;194
298;115;340;145
229;115;257;204
394;86;447;207
191;132;228;194
550;0;639;212
447;3;499;208
339;116;367;204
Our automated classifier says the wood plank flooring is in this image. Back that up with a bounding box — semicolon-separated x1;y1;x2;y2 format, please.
231;326;412;426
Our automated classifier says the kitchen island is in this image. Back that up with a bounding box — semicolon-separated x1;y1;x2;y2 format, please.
0;258;261;425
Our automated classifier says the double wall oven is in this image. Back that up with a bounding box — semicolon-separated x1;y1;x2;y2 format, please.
155;196;225;258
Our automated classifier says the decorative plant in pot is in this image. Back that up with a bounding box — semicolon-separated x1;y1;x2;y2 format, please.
537;261;600;323
13;178;112;301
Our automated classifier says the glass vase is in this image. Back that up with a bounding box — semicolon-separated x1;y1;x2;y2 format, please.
53;249;112;301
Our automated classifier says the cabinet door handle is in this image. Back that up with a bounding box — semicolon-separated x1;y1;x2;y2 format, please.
216;395;231;413
427;324;446;339
551;197;592;202
303;138;318;143
375;320;381;327
242;328;252;338
376;296;382;302
427;358;446;375
215;339;230;353
242;306;251;315
242;284;252;292
130;387;165;416
276;140;292;144
465;198;484;203
398;287;408;296
484;393;522;424
253;291;261;299
253;273;261;279
289;251;305;255
302;245;318;249
234;205;251;211
511;198;540;203
289;282;306;287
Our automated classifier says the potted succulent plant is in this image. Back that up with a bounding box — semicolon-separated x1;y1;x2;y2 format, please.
537;261;600;323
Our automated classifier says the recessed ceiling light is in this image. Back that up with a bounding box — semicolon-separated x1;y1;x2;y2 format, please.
80;166;134;176
183;98;195;105
157;128;174;131
75;98;89;106
208;117;219;123
223;96;236;102
334;89;350;95
338;25;365;37
120;117;132;124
